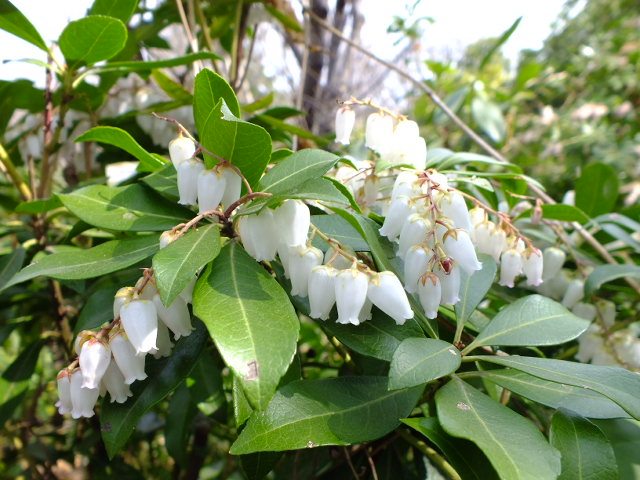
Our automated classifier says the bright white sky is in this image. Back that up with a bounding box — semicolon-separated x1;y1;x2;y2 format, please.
0;0;575;86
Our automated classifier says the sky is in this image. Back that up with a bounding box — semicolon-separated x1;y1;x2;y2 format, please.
0;0;577;86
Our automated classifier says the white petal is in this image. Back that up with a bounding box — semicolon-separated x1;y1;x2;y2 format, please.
153;320;174;358
439;192;472;232
437;265;461;305
101;361;133;403
273;200;310;247
365;112;393;152
499;249;523;288
542;247;566;281
398;214;430;259
135;276;158;301
70;369;99;419
237;209;278;262
418;273;441;319
168;134;196;166
335;107;356;145
113;287;135;318
119;299;158;355
404;246;431;293
367;272;414;325
562;279;584;309
308;266;337;320
177;159;205;206
79;338;111;389
197;169;226;214
288;245;323;297
56;369;73;414
379;196;414;241
391;172;419;202
109;330;147;384
522;248;543;286
335;268;369;325
444;230;482;276
220;165;242;208
153;293;193;340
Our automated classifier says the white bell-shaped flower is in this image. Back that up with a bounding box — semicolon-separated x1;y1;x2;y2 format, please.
439;192;472;232
359;297;373;323
391;171;419;202
499;249;523;288
308;265;337;320
398;214;431;259
168;133;196;166
119;298;158;356
394;119;420;142
403;135;427;171
367;272;414;325
109;329;147;384
56;369;73;415
335;106;356;145
135;276;158;301
79;337;111;389
335;267;369;325
418;273;441;319
152;293;193;339
153;320;174;358
361;174;379;206
237;209;278;262
437;265;461;305
274;200;310;247
444;230;482;276
177;159;205;206
220;164;242;208
575;325;604;363
74;330;92;356
542;247;566;281
572;302;597;322
113;286;135;318
522;248;544;286
365;112;393;152
469;206;486;227
404;246;431;293
562;279;584;309
70;369;99;419
101;360;133;403
488;227;508;263
159;229;180;249
380;195;414;241
197;168;226;214
288;245;323;297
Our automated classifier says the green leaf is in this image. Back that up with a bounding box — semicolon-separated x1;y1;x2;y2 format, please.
517;204;590;224
479;369;630;419
57;184;193;232
470;355;640;420
0;378;28;427
575;163;619;217
310;214;370;252
233;375;253;428
402;417;498;480
141;163;178;198
75;126;165;172
239;452;283;480
74;286;120;334
258;149;339;194
193;242;299;410
59;15;127;66
245;178;349;212
89;0;138;23
153;223;221;306
455;254;496;326
0;247;25;291
465;294;589;351
0;0;48;51
429;150;520;172
230;376;422;454
101;320;207;458
242;93;274;113
593;419;640;479
2;340;43;381
14;196;62;214
96;53;221;73
194;69;240;126
165;382;198;466
584;264;640;296
6;235;158;287
471;97;506;143
389;339;461;390
550;409;618;480
479;17;522;70
151;69;192;102
263;3;303;32
436;377;561;480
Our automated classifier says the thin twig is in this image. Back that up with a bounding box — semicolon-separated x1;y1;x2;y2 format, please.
365;447;379;480
0;142;32;201
237;23;258;91
343;447;360;480
175;0;202;74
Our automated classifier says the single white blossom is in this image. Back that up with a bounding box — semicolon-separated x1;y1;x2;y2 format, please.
308;265;337;320
69;368;99;419
119;298;158;356
79;337;111;389
197;168;226;214
153;293;194;340
367;271;414;325
288;245;323;297
177;159;205;206
109;329;147;384
168;133;196;166
335;268;369;325
335;107;356;145
101;361;133;403
418;273;441;319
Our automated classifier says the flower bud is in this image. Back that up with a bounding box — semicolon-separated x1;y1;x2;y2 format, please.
70;368;99;419
437;265;461;305
499;249;523;288
237;209;278;262
308;265;337;320
288;245;323;297
109;329;147;384
79;337;111;389
273;200;310;248
159;230;180;249
398;214;430;259
418;273;441;319
439;192;472;233
335;107;356;145
74;330;92;356
335;268;369;325
119;298;158;355
379;196;414;241
169;133;196;166
522;248;543;286
562;279;585;309
367;271;414;325
177;159;205;206
444;230;482;276
542;247;566;281
197;169;226;214
220;165;242;208
152;293;193;340
56;369;73;415
101;360;133;403
404;246;431;293
365;112;393;152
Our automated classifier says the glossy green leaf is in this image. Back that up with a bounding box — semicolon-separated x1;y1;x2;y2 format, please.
165;382;198;466
194;69;240;126
465;294;589;351
550;409;618;480
0;0;48;51
389;339;461;390
479;369;630;419
471;97;506;143
75;126;165;172
436;377;561;480
57;184;192;232
96;52;221;73
310;214;369;252
470;355;640;419
153;223;221;306
0;247;25;291
233;375;253;428
230;376;422;454
14;196;62;214
402;417;498;480
7;235;158;288
59;15;127;65
517;204;590;224
594;419;640;479
141;163;178;198
101;320;207;458
455;254;496;326
259;149;339;194
89;0;138;23
575;163;619;217
193;242;299;410
584;264;640;296
2;340;43;381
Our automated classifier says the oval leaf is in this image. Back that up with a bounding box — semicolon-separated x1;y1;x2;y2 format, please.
153;223;221;306
6;234;159;287
436;377;561;480
466;294;589;351
59;15;127;65
57;184;193;232
89;0;138;22
193;242;299;410
575;163;619;217
194;69;241;127
0;0;48;51
230;376;422;454
258;149;340;194
585;264;640;296
389;338;461;390
455;254;496;326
